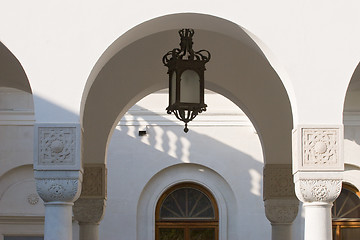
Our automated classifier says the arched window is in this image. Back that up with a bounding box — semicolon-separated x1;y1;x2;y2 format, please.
155;183;219;240
332;184;360;240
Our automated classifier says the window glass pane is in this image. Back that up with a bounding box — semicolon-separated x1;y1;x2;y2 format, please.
160;187;214;220
341;227;360;240
332;188;360;219
190;228;215;240
180;70;200;103
159;228;184;240
5;237;44;240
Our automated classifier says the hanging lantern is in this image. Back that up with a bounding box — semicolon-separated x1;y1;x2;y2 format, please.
162;29;211;133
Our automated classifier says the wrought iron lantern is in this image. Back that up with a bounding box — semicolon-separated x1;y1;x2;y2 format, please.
162;29;211;133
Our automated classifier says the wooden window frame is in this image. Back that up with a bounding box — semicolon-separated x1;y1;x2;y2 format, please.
155;182;219;240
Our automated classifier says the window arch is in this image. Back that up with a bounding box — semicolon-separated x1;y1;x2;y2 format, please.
155;182;219;240
332;184;360;240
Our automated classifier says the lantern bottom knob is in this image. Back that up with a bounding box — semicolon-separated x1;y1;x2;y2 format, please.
184;123;189;133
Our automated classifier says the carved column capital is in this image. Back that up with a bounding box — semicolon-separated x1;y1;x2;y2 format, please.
263;165;299;224
35;170;82;203
265;199;299;224
73;198;106;224
73;164;107;224
295;178;342;203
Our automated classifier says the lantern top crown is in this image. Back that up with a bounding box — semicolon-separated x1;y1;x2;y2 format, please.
162;29;211;66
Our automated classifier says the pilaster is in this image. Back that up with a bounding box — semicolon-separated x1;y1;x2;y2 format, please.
73;164;107;240
264;199;299;224
263;164;299;240
264;164;296;201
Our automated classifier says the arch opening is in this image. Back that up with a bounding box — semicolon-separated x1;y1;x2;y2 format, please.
81;13;294;169
0;42;32;94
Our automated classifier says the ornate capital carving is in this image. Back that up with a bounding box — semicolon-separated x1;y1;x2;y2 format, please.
295;178;342;203
36;179;80;202
35;170;82;203
265;199;299;224
292;126;343;173
73;198;106;223
34;124;81;171
263;164;295;200
81;164;106;198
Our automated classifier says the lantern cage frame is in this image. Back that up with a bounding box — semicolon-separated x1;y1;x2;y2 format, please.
162;29;211;132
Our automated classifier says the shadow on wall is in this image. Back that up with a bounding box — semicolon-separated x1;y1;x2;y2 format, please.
33;95;79;122
101;103;301;240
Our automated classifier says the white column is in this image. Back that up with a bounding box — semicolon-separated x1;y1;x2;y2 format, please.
73;198;106;240
44;202;74;240
303;202;332;240
271;224;292;240
263;165;299;240
79;223;99;240
73;164;106;240
295;175;341;240
34;124;82;240
265;199;299;240
292;126;344;240
35;171;82;240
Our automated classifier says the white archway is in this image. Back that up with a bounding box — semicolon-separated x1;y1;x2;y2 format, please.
80;13;294;168
136;163;237;240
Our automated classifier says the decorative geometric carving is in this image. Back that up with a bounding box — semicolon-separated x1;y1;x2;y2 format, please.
302;129;338;166
295;179;342;203
265;199;299;224
27;193;40;205
263;165;295;200
38;127;76;166
36;178;80;203
73;198;106;223
293;126;343;172
34;124;81;171
81;165;106;198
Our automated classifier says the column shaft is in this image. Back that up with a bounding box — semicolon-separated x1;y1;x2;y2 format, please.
79;223;99;240
44;203;73;240
304;202;332;240
271;223;292;240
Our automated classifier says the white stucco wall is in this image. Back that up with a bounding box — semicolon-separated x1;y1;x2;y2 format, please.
100;91;305;240
1;1;359;125
104;126;268;240
4;90;360;239
0;3;360;239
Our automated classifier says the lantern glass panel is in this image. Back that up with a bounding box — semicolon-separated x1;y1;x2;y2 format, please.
180;70;200;103
171;71;176;104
